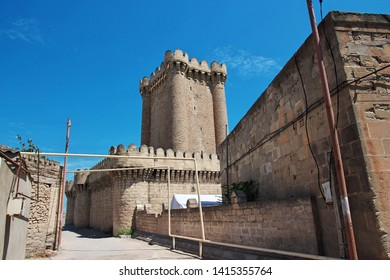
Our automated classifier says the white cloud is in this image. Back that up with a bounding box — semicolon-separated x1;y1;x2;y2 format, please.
0;18;44;44
213;46;281;78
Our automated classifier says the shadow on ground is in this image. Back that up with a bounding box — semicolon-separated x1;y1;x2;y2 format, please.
62;225;111;239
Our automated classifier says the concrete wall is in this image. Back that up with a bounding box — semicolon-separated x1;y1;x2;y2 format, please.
0;155;32;260
218;12;390;259
24;156;62;258
135;197;318;255
140;50;228;154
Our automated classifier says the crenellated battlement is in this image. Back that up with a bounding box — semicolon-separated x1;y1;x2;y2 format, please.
91;144;219;171
139;49;227;93
78;143;221;185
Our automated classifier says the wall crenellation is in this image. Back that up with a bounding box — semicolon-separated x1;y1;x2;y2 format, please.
140;49;227;92
91;144;220;169
67;48;226;236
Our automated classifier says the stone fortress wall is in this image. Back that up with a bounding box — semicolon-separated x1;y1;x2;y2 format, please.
67;50;227;236
66;18;390;259
66;144;221;234
217;12;390;259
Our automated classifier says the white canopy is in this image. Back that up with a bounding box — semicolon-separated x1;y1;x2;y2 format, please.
170;194;222;209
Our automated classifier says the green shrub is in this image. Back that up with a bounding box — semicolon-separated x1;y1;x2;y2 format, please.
222;180;257;203
114;228;133;237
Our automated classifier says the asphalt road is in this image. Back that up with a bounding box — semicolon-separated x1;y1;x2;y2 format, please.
48;226;197;260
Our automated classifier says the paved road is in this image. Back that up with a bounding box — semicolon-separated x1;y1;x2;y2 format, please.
48;226;196;260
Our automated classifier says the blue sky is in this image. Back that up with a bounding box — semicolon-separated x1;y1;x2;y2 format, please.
1;0;389;173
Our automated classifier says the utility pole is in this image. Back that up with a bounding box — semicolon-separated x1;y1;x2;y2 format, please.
306;0;358;259
55;118;71;251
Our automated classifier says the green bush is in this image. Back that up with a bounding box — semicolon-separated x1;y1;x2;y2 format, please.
114;228;133;237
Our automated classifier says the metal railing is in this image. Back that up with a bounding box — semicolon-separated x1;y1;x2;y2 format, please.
21;151;336;260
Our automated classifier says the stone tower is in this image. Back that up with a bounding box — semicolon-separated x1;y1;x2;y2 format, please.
140;49;228;154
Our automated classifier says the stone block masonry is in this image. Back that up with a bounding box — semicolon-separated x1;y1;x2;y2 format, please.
23;156;62;258
218;12;390;259
140;50;228;154
66;144;222;235
135;197;319;255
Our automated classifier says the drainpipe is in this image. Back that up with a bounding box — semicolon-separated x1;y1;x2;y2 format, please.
55;118;71;250
306;0;358;259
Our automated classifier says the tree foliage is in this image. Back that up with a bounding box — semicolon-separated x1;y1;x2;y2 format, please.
223;180;257;203
15;135;45;158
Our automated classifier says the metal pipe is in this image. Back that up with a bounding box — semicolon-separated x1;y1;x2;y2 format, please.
225;124;229;202
306;0;358;260
194;160;206;241
37;150;40;200
169;233;336;260
21;152;199;162
0;150;31;176
22;150;336;260
168;165;171;238
16;192;36;201
20;151;207;247
69;166;170;173
56;118;71;251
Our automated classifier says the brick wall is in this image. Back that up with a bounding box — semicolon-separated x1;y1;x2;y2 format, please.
218;12;390;259
135;197;318;255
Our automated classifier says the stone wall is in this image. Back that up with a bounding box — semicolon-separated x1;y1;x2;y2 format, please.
66;144;222;235
335;12;390;259
218;12;390;259
24;156;62;258
140;50;228;154
135;197;318;255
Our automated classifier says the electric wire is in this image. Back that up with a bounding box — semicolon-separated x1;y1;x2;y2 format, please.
294;55;328;203
226;62;390;173
322;28;340;205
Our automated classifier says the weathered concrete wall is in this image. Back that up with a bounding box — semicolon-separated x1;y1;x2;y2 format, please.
135;197;318;255
140;50;228;154
218;12;390;259
0;154;32;260
24;156;62;258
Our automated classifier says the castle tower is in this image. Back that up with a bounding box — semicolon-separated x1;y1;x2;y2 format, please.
140;49;228;154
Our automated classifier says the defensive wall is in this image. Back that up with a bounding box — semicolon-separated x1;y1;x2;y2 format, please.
140;49;228;154
66;144;221;235
217;12;390;259
23;155;62;258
